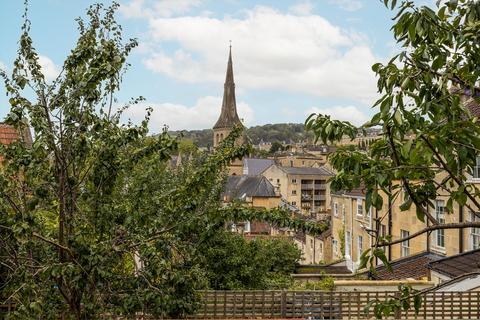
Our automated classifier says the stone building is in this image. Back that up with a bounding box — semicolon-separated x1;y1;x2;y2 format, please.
212;46;245;175
262;164;333;215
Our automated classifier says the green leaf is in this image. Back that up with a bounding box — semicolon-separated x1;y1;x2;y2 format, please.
414;294;422;314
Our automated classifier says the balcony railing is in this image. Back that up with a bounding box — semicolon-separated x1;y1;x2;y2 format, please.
301;184;326;189
313;195;326;201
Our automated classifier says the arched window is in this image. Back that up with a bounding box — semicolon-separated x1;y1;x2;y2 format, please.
216;133;219;144
220;133;224;141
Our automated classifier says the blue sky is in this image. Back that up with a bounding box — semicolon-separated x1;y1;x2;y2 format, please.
0;0;434;132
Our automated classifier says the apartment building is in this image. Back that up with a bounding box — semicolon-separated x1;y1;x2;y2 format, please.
262;164;333;215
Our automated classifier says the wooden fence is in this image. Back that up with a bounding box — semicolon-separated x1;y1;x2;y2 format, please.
2;290;480;319
193;290;480;319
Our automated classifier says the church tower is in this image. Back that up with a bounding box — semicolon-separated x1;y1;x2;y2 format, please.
213;45;245;175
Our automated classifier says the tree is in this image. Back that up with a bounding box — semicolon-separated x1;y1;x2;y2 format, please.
269;141;284;154
200;231;301;290
306;0;480;317
0;5;327;318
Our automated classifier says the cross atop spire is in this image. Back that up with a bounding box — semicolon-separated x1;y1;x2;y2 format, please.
213;45;242;129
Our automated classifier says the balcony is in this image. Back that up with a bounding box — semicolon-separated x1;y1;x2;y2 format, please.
313;195;326;201
301;194;312;201
301;184;314;189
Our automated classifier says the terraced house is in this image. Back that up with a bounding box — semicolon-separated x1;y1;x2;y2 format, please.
328;92;480;276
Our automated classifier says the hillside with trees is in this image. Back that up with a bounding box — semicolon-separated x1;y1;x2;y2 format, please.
170;123;314;147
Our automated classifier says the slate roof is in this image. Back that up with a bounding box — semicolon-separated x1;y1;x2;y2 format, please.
373;252;443;280
278;166;334;176
0;123;33;146
243;158;275;176
427;249;480;278
223;175;278;200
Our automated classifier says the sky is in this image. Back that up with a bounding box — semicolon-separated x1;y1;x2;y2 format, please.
0;0;436;132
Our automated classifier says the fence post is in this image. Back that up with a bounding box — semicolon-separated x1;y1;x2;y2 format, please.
394;292;401;319
281;289;287;318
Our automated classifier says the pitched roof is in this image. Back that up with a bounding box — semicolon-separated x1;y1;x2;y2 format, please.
243;158;275;176
427;249;480;278
223;175;278;200
213;47;242;130
278;166;334;176
0;123;33;146
373;252;443;280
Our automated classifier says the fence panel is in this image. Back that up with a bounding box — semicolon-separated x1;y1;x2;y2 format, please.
3;290;480;319
192;290;480;319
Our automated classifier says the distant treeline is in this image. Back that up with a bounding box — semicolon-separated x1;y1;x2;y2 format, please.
170;123;314;148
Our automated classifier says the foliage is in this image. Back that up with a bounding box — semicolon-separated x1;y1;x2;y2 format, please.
290;277;335;291
201;232;301;290
306;0;480;317
269;141;286;154
338;226;346;258
363;284;421;319
170;123;315;147
0;3;327;318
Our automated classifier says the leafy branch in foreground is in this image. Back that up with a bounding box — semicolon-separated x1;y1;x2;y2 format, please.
307;0;480;317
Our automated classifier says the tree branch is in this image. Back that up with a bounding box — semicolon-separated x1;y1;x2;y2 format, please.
377;221;480;247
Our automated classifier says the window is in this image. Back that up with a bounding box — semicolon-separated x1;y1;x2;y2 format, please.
357;236;363;261
292;190;297;195
470;211;480;250
332;239;338;255
401;229;410;257
473;156;480;179
357;200;364;216
290;160;294;167
342;204;346;222
367;207;371;219
291;201;297;206
319;242;324;255
276;179;280;184
310;239;314;251
291;179;297;184
435;200;445;248
333;202;339;217
345;231;351;258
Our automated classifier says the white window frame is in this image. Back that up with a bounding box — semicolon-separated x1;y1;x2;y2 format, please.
357;199;364;217
470;211;480;250
357;235;363;261
435;200;446;248
401;229;410;257
332;239;338;256
345;231;351;258
333;202;339;217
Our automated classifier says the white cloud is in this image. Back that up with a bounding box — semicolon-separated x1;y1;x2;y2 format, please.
305;105;369;126
289;1;314;15
119;0;201;19
329;0;363;11
137;5;378;104
38;55;60;82
122;96;254;132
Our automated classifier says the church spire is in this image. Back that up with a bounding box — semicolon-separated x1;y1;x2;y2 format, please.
213;44;242;129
